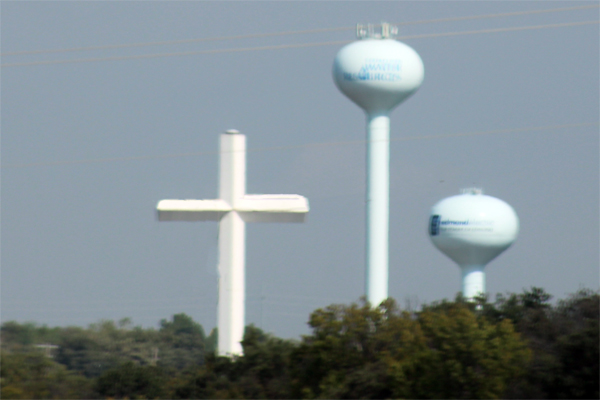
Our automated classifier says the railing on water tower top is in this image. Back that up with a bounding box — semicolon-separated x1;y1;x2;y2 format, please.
356;23;399;39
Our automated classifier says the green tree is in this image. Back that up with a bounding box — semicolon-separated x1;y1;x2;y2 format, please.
549;289;599;399
2;315;212;381
205;327;218;354
290;298;530;399
95;361;165;399
0;351;94;399
1;322;37;347
53;327;109;378
171;325;296;399
415;301;531;398
2;290;596;399
480;287;599;399
170;354;241;399
290;299;423;399
158;313;207;371
234;325;296;398
1;322;62;354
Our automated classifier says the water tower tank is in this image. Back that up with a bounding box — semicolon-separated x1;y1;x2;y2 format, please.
429;189;519;299
333;35;424;114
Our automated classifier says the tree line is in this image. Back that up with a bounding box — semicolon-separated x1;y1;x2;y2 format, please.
1;287;598;399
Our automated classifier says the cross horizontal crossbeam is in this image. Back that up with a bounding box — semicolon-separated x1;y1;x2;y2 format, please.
157;194;308;222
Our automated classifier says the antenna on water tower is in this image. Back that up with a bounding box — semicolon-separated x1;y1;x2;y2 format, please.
333;23;424;306
428;189;520;300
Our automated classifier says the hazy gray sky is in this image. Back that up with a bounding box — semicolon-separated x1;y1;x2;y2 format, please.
2;1;598;339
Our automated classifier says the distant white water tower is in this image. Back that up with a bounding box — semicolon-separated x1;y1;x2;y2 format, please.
333;23;424;306
428;189;519;299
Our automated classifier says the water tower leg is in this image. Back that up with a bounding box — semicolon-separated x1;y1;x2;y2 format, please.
461;265;485;300
365;113;390;306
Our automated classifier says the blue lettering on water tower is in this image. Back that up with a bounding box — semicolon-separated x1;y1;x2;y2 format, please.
430;215;441;236
343;59;402;82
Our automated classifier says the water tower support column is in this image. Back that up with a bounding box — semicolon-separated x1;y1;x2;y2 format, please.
332;24;424;307
365;113;390;306
461;265;485;299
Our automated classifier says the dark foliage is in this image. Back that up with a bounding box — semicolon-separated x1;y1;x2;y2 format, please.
171;325;296;399
1;288;597;399
489;288;599;399
95;361;165;399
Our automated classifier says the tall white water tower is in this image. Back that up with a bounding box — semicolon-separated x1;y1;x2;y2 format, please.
428;189;519;299
333;23;424;306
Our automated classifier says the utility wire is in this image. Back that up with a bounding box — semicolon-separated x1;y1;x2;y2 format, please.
3;293;345;313
1;303;216;314
2;4;597;57
1;20;598;68
0;39;349;68
2;122;595;169
2;295;212;306
395;4;599;27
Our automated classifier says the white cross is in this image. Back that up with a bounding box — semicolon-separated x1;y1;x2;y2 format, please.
156;130;309;355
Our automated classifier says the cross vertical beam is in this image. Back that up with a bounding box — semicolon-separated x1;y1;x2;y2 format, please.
157;130;309;355
217;133;246;355
220;133;246;202
218;210;245;355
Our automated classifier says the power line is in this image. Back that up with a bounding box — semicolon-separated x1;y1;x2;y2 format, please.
1;20;598;68
2;4;596;57
0;39;349;67
394;4;599;26
2;295;212;306
1;303;216;314
0;28;352;57
400;20;598;40
2;122;595;169
2;293;345;314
